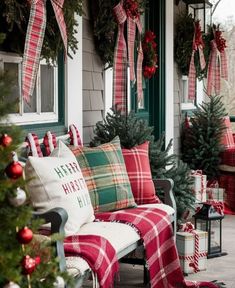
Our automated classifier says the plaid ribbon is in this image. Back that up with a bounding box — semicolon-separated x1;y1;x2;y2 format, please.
22;0;67;103
113;2;143;113
207;39;228;96
64;234;119;288
188;22;206;100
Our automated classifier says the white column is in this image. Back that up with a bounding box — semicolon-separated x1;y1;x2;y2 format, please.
165;0;174;154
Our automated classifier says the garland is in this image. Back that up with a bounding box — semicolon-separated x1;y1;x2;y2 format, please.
90;0;146;67
142;30;158;79
0;0;83;63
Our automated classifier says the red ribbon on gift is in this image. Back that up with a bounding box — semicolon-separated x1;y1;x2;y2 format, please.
178;222;200;273
113;1;143;113
188;21;206;100
204;200;224;215
22;0;67;103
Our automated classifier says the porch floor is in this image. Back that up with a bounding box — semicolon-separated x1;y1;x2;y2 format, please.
82;215;235;287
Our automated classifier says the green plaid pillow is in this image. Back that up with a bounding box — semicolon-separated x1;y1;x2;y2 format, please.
71;137;136;213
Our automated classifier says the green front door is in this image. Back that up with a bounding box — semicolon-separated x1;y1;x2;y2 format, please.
131;0;165;140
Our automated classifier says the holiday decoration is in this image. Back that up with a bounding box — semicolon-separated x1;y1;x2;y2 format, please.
21;255;36;275
0;34;71;286
91;109;194;221
191;170;207;203
3;282;20;288
177;223;208;274
17;227;33;245
25;133;43;157
0;1;82;63
181;95;226;180
142;30;158;79
43;131;57;156
112;0;145;112
22;0;67;103
69;124;83;147
0;134;13;147
188;20;206;100
5;152;23;180
206;25;228;96
8;187;27;207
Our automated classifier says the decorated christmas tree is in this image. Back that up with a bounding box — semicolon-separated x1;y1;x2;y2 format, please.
0;57;70;287
181;95;226;180
91;109;194;221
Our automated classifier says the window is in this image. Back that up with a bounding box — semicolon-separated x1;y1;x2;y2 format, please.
0;51;58;125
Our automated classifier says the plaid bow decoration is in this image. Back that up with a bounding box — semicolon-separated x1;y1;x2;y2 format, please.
188;21;206;100
207;39;228;96
22;0;67;103
113;1;143;113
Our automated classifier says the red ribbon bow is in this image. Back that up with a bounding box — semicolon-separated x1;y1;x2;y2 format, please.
22;0;67;103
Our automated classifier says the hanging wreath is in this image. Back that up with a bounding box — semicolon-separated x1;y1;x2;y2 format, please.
174;12;212;80
0;0;83;63
142;30;158;79
90;0;146;68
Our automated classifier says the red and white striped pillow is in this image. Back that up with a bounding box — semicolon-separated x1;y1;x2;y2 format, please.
122;142;161;205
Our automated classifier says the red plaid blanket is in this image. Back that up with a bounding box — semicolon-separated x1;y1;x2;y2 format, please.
95;207;218;288
64;234;119;288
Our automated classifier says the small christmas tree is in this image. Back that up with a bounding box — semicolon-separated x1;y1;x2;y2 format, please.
0;64;70;287
181;95;226;180
91;109;194;221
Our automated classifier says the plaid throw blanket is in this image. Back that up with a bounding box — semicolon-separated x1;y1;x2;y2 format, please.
96;207;218;288
64;234;119;288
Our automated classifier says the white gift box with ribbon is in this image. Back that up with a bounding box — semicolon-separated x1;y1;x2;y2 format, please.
191;170;207;203
176;222;208;274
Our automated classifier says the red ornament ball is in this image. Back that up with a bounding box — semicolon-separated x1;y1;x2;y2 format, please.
34;256;41;266
5;161;23;179
0;134;13;147
21;255;36;275
17;227;33;244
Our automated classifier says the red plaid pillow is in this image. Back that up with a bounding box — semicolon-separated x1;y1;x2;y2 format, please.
122;142;161;205
221;116;235;150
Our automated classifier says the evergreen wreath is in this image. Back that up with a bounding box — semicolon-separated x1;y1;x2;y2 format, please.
90;0;147;67
174;12;211;80
0;0;83;63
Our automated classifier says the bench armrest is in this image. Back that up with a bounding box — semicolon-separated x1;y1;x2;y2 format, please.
33;207;68;272
153;178;176;210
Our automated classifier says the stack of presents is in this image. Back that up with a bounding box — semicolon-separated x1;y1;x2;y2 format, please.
176;170;225;275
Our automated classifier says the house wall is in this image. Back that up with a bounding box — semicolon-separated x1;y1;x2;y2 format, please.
82;0;105;145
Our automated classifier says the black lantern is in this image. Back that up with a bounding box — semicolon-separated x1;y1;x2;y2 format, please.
193;203;227;258
183;0;212;32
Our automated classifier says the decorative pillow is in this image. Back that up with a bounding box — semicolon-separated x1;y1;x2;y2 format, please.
25;141;95;236
122;142;161;205
221;116;235;150
71;137;136;213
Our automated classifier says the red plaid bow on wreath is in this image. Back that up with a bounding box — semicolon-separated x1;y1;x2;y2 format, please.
22;0;67;103
113;0;143;113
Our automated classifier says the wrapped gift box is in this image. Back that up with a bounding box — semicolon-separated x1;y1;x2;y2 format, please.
191;171;207;203
176;230;208;274
206;187;224;202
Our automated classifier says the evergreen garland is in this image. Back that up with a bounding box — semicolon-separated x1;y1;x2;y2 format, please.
181;95;227;180
0;0;83;63
91;109;194;221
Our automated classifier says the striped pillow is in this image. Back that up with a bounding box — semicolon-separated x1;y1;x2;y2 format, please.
122;142;161;205
71;137;136;213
